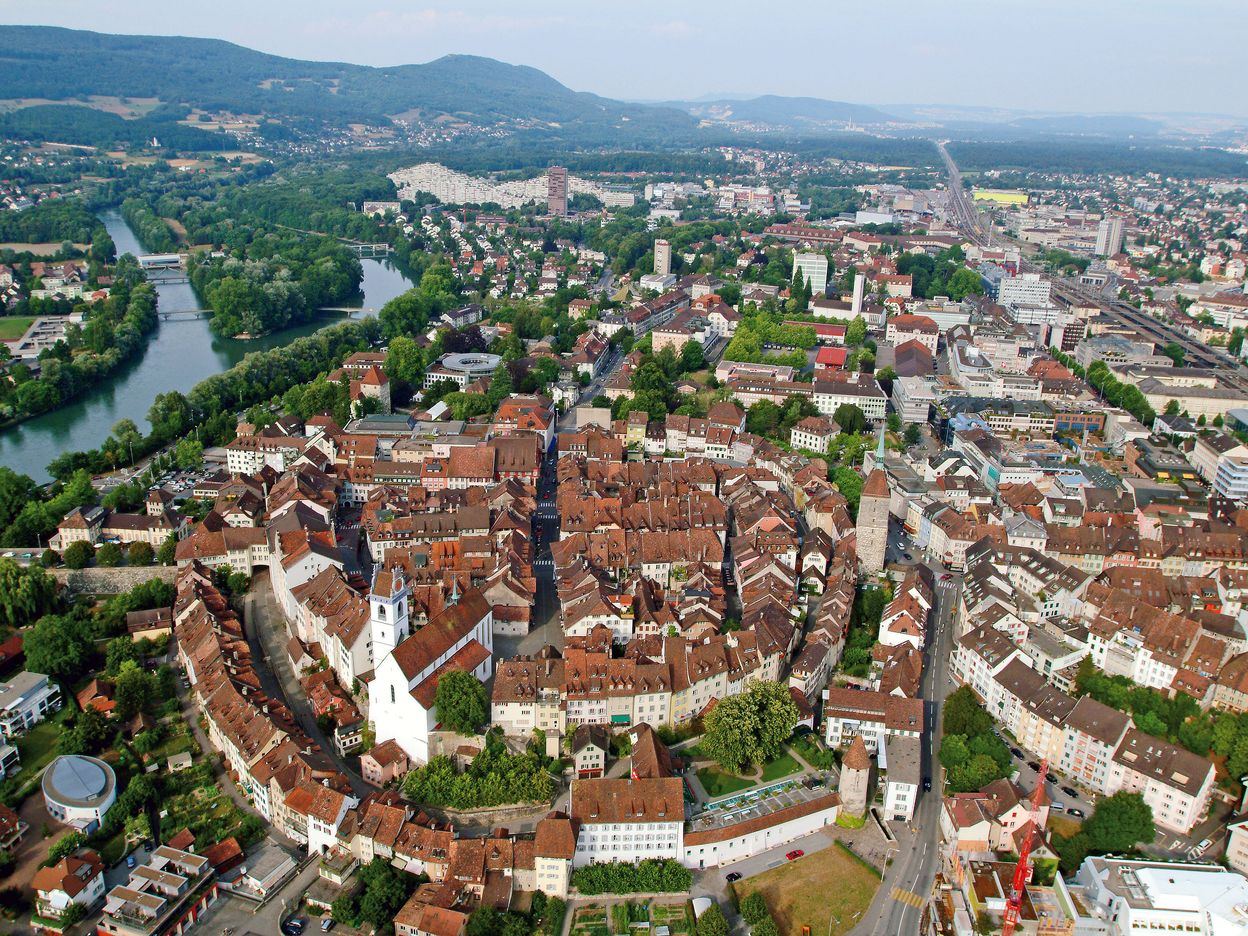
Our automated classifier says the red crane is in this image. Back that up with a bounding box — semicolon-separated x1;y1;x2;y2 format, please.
1002;759;1047;936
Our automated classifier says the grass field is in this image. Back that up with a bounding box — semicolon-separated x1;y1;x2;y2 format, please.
0;317;34;340
759;752;802;782
733;846;880;936
697;766;755;798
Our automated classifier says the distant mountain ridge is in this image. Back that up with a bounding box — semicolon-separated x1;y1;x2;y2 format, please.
0;26;697;140
664;94;897;127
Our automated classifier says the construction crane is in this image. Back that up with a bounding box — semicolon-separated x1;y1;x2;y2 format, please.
1002;759;1048;936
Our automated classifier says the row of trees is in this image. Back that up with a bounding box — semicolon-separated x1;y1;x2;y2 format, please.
570;858;692;895
1086;360;1155;427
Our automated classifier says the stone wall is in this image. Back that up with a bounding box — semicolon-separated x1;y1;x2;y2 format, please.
51;565;178;596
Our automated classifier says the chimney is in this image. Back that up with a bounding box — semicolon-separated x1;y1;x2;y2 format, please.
851;273;866;318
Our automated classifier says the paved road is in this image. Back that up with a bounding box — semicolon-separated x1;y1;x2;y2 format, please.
849;556;961;936
192;857;322;935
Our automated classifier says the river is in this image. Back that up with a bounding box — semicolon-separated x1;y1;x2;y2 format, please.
0;210;414;482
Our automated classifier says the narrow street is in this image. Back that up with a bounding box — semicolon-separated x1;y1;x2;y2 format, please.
847;555;961;936
243;571;371;798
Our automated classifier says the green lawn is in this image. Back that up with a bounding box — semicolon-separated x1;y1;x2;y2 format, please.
733;846;880;936
697;766;755;798
760;752;802;782
3;711;71;799
0;317;33;341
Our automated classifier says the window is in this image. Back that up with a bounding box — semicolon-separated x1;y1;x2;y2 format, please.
391;685;396;704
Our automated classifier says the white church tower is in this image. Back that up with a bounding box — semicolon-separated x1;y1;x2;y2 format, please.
369;568;410;661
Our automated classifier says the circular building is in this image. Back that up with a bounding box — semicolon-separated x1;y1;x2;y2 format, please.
425;352;503;389
42;755;117;831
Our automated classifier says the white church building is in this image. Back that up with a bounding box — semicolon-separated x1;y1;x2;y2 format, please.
368;574;495;764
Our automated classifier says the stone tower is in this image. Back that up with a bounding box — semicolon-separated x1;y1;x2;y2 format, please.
856;466;889;574
839;734;872;818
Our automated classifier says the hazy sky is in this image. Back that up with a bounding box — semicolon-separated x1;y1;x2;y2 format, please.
7;0;1245;115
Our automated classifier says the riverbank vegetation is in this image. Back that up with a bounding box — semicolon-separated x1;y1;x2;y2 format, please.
0;316;381;546
0;259;157;423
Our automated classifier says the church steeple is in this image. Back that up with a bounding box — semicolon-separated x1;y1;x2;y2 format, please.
868;421;886;468
369;568;409;661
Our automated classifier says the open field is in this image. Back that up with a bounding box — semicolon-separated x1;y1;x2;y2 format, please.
0;317;35;340
733;845;880;936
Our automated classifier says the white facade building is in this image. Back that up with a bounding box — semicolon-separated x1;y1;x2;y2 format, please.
793;253;829;293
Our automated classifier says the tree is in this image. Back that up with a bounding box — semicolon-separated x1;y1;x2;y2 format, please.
944;687;994;737
63;540;94;570
1164;399;1180;416
127;542;154;567
24;611;93;682
696;905;729;936
435;670;489;735
0;560;59;629
356;858;413;929
876;367;898;396
904;424;923;447
97;543;123;567
58;902;86;927
845;317;866;347
114;660;157;719
752;921;780;936
833;403;867;435
745;401;781;438
1055;792;1155;872
173;438;203;470
40;549;59;568
156;535;178;565
0;468;36;535
43;831;86;867
740;892;769;925
701;681;799;773
331;894;360;926
680;340;705;374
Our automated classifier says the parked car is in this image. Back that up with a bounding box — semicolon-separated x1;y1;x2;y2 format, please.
1066;808;1085;819
1010;748;1024;760
1051;802;1065;812
321;920;336;933
126;854;136;869
1061;786;1078;798
282;921;305;936
1197;838;1213;851
922;777;932;791
1027;761;1041;772
725;872;742;882
785;850;804;861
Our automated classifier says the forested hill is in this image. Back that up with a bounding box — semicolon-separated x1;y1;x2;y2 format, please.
0;26;698;139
